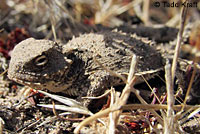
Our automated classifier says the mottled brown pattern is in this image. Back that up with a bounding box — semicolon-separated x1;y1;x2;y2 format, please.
8;30;164;106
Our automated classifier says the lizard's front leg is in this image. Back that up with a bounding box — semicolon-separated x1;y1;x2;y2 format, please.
81;70;123;108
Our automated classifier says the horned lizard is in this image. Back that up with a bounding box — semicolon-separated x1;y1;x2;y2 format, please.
7;30;164;106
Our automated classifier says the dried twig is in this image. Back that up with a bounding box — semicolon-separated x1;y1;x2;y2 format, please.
111;54;137;133
131;88;164;126
142;0;150;25
119;54;137;104
74;105;120;134
0;69;7;77
82;90;111;99
141;75;161;104
182;62;197;108
121;104;200;111
0;118;4;134
109;88;119;134
171;0;190;85
164;62;175;134
74;54;138;133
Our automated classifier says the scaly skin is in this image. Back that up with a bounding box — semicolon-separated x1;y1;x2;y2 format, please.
8;30;164;106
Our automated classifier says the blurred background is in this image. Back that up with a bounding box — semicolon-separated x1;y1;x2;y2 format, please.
0;0;199;59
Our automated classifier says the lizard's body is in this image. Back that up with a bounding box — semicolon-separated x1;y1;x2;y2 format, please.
7;29;166;106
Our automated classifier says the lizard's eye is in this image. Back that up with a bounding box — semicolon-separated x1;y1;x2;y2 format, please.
34;55;48;67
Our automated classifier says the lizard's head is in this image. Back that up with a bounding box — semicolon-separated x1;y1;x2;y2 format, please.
8;38;73;92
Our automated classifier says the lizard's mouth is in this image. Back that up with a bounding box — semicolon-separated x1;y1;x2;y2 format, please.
9;74;44;89
11;76;72;92
8;70;71;92
7;70;45;87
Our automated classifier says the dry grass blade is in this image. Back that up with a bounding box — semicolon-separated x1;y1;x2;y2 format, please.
37;90;109;124
109;54;137;134
95;0;142;25
112;54;164;127
182;63;197;109
177;107;200;128
109;88;119;134
50;18;57;41
37;104;92;115
0;69;7;77
127;55;137;82
0;29;4;32
0;117;4;134
166;13;180;27
171;0;190;85
121;104;200;111
53;0;74;21
112;54;137;121
141;74;161;104
82;90;111;99
164;61;175;134
165;62;174;115
142;0;150;25
37;90;83;107
37;90;94;116
188;107;200;119
74;105;120;134
178;107;197;125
